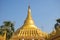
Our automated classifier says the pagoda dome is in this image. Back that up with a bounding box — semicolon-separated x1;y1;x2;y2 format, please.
10;5;48;40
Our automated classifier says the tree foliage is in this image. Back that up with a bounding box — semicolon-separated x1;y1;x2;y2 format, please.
0;21;15;40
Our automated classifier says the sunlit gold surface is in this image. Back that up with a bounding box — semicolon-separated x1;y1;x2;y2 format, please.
10;6;48;40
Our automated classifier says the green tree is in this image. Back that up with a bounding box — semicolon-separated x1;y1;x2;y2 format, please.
0;21;15;40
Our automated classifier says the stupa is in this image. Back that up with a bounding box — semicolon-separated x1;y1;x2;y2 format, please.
10;5;47;40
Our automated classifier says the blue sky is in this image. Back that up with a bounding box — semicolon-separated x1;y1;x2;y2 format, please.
0;0;60;33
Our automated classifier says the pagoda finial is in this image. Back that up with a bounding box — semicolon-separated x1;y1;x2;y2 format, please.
27;5;32;19
24;5;34;25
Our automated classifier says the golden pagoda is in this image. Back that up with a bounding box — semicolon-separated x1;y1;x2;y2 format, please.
10;5;48;40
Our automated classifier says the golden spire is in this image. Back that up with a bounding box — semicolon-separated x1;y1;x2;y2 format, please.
10;5;48;40
24;5;34;25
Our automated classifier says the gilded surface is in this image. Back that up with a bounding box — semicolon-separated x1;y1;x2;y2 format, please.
10;6;47;40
